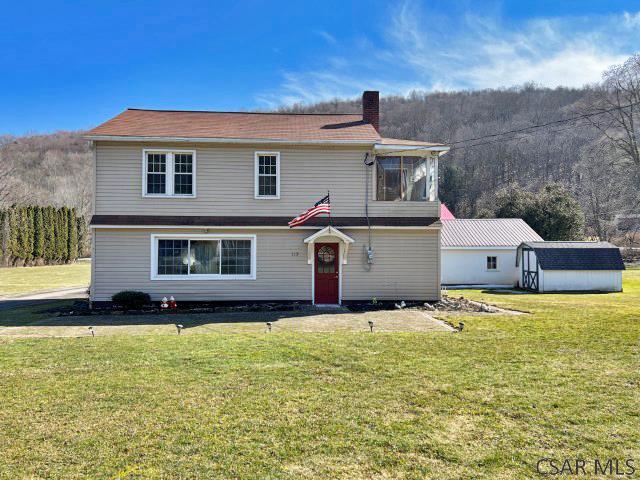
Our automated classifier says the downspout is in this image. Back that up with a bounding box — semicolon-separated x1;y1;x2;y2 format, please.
363;152;375;270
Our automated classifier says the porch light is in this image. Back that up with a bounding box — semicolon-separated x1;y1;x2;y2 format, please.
368;321;374;333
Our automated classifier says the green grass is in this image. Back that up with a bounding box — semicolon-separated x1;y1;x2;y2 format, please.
0;262;90;296
0;272;638;479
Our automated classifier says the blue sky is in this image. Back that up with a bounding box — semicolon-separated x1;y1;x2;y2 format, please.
2;0;640;135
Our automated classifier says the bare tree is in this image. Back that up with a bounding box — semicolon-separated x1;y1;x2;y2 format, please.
574;142;633;240
0;145;19;205
581;55;640;174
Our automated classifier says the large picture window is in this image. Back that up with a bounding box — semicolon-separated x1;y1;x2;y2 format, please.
375;156;437;201
255;152;280;199
143;149;196;197
151;235;256;280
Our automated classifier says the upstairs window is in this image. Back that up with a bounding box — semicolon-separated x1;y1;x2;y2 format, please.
143;149;196;197
255;152;280;199
146;153;167;194
375;156;437;201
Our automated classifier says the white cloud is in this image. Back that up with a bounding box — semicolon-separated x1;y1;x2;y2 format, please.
257;2;640;106
315;30;337;45
623;11;640;28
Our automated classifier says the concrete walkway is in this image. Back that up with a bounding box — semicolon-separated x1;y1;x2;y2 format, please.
0;308;452;338
0;287;87;311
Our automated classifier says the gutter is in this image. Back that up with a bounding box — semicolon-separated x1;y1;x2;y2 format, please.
83;135;452;152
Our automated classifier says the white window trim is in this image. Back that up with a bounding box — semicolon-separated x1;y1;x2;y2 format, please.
142;148;197;198
150;233;256;281
486;256;499;271
372;154;438;202
254;151;280;199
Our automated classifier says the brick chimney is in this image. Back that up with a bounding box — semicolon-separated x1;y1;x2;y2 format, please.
362;91;379;132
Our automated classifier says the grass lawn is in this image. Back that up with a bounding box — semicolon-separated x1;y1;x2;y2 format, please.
0;272;638;478
0;262;91;296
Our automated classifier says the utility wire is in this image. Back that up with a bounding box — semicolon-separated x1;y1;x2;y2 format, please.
448;117;594;153
376;100;640;156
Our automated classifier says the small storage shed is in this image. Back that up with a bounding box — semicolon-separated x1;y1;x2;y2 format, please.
517;242;625;292
441;218;542;286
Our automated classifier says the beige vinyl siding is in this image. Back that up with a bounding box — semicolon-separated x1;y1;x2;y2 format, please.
342;230;439;300
94;142;439;218
91;228;440;302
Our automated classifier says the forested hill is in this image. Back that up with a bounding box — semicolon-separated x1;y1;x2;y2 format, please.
0;132;92;219
0;82;636;240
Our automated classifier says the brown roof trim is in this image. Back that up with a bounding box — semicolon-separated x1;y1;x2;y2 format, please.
90;215;439;228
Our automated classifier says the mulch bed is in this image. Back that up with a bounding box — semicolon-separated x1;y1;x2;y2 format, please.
43;295;501;317
43;301;313;317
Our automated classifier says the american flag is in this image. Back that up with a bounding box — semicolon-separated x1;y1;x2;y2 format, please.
288;193;331;228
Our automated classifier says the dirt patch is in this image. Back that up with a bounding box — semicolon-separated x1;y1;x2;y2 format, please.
346;295;509;314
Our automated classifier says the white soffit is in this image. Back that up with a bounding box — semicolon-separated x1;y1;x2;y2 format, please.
303;226;355;244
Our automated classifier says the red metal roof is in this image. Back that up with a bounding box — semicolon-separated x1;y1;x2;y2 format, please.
440;203;455;220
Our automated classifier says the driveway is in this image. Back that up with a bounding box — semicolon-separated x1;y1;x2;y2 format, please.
0;287;87;312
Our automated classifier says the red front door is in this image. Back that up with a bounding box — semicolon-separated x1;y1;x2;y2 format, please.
314;243;339;304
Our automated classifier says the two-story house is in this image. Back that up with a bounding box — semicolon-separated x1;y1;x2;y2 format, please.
86;91;448;305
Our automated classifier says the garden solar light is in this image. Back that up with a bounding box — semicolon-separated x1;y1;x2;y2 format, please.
368;320;374;332
266;322;272;332
176;324;183;335
459;322;465;332
88;326;95;337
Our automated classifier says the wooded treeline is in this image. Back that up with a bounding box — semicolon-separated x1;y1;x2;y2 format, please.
0;205;88;267
1;55;639;245
0;132;92;219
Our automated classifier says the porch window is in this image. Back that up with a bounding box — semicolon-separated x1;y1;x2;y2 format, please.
152;235;255;280
375;156;436;201
255;152;280;198
143;149;196;197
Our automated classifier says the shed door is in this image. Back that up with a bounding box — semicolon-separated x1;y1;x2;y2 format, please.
522;248;539;291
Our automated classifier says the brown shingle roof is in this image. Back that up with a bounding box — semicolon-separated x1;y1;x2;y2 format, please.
87;109;381;143
378;137;445;147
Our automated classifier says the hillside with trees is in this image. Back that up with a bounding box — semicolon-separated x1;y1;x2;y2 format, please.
1;55;638;245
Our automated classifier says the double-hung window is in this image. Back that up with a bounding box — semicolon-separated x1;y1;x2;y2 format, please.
375;155;437;201
255;152;280;199
487;256;498;271
143;149;196;197
152;234;256;280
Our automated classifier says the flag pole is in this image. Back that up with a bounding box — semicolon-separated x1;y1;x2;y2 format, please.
328;190;331;226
